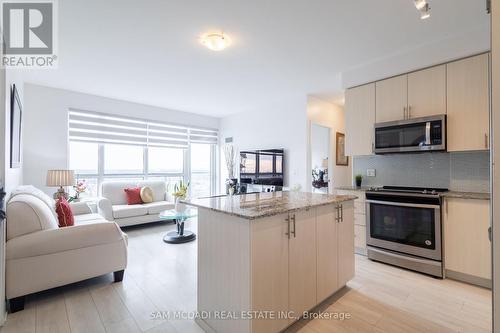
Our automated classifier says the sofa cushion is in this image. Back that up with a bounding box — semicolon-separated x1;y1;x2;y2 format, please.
101;181;136;205
6;194;59;240
112;205;148;219
142;201;175;215
55;197;75;227
137;181;166;202
124;187;143;205
74;213;109;225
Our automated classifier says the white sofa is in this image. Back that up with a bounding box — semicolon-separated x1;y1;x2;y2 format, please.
98;180;175;227
5;185;128;313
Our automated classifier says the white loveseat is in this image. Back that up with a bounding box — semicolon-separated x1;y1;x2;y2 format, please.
98;180;175;227
5;186;128;313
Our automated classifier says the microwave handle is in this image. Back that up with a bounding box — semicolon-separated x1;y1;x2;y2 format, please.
425;122;431;145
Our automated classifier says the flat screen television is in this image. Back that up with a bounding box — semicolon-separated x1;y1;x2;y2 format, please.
239;149;284;187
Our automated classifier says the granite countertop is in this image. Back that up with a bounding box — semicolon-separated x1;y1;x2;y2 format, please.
440;191;490;200
335;186;372;192
183;191;357;220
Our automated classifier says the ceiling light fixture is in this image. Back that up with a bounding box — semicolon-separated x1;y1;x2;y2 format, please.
414;0;430;20
200;32;231;51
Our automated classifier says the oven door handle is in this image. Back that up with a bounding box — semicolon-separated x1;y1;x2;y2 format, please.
366;199;440;209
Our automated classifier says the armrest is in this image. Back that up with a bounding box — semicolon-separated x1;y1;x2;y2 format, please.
97;197;114;221
70;202;92;215
6;222;126;260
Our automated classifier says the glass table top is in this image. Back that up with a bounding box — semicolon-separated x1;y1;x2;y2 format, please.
159;208;198;220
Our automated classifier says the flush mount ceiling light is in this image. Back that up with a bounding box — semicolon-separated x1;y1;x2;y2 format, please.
414;0;431;19
200;32;231;51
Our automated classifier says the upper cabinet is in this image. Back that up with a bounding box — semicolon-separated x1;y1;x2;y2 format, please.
447;53;490;151
345;83;375;156
376;75;408;123
407;65;447;119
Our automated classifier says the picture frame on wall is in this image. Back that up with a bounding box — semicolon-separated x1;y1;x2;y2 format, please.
10;84;22;168
336;132;348;166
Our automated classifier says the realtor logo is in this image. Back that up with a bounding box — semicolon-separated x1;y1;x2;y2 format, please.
1;0;58;68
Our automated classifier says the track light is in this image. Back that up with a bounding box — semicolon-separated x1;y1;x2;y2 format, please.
414;0;430;20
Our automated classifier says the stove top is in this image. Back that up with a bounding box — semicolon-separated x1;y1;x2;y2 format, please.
367;186;448;196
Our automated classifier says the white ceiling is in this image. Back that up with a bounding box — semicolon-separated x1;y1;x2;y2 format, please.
20;0;490;117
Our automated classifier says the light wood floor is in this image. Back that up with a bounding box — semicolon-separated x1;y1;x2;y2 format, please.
1;219;492;333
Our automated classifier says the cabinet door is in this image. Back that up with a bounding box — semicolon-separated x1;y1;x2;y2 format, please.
338;201;355;287
345;83;376;156
251;214;289;333
316;205;338;302
407;65;446;118
289;209;317;320
443;198;491;280
447;53;490;152
376;75;408;123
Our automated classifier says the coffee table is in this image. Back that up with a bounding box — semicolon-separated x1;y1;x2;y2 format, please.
159;208;197;244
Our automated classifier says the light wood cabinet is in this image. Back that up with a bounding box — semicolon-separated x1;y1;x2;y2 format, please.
336;190;367;254
251;213;290;333
337;201;355;287
345;83;375;156
407;65;447;118
376;75;408;123
443;198;491;284
289;209;317;320
316;205;338;302
447;53;490;151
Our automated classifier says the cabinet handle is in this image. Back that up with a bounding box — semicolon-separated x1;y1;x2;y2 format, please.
372;142;375;153
340;204;344;222
403;106;407;119
291;214;296;238
485;133;488;149
285;215;291;239
408;106;411;119
335;205;340;223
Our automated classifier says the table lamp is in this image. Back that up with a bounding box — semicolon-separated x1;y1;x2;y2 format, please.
46;170;74;199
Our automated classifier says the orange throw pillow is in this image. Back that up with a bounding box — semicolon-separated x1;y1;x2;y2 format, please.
124;187;143;205
55;197;75;227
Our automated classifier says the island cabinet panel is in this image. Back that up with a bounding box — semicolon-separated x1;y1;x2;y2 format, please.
447;53;490;152
316;205;339;302
407;64;447;119
288;209;317;321
250;213;290;333
338;201;355;287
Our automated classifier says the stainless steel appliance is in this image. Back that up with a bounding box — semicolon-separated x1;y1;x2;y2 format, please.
374;114;446;154
365;186;447;277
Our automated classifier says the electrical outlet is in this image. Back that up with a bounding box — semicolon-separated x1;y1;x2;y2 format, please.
366;169;376;177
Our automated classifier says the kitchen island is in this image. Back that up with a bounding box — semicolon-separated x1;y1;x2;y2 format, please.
185;191;357;333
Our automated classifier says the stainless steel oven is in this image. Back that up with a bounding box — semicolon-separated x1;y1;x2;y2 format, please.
365;186;445;277
374;114;446;154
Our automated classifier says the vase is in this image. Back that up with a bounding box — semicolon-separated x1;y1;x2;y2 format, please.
355;179;362;187
175;197;186;212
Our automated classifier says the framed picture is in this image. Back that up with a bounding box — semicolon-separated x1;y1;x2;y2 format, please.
10;84;22;168
336;132;348;166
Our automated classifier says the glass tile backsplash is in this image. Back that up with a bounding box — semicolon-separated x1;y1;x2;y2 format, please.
353;151;490;193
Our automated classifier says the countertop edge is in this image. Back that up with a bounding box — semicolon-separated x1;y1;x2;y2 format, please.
440;192;490;200
184;195;357;220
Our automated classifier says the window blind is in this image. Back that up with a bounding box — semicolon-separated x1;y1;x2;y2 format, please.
68;109;218;148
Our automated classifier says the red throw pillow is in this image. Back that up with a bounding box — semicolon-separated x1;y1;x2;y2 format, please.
124;187;143;205
55;197;75;227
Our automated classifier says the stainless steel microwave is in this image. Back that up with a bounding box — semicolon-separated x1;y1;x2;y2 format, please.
374;115;446;154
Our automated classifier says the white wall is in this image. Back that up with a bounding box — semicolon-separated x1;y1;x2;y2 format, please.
219;96;308;191
23;83;220;194
310;124;329;170
307;96;352;192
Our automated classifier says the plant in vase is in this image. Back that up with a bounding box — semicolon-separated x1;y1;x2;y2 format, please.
355;174;363;188
173;180;190;212
226;179;236;196
68;180;87;203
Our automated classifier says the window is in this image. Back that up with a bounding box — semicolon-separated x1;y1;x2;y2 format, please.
190;143;214;198
68;109;218;197
148;147;183;174
104;144;144;174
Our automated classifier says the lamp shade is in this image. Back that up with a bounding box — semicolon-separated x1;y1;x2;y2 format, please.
46;170;74;187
